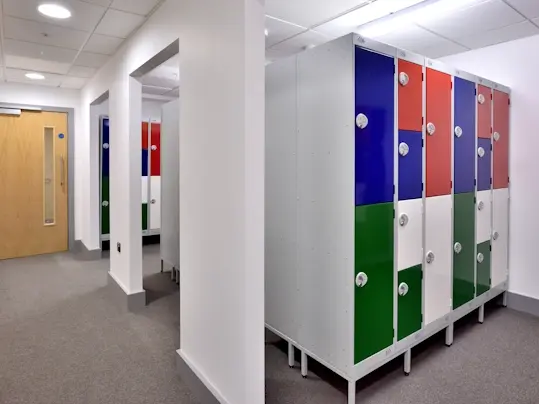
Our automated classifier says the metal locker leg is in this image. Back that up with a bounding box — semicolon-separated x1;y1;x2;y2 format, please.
288;342;294;368
161;259;164;273
171;266;176;281
301;351;308;378
445;323;454;347
502;291;508;307
478;304;485;324
176;269;180;284
404;349;411;376
348;381;356;404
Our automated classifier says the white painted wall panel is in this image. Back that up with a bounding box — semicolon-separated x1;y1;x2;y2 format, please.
150;176;161;230
397;198;423;271
296;35;354;373
492;188;509;286
424;194;452;324
476;190;492;244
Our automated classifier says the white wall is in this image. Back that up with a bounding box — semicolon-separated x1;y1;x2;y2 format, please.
142;99;166;122
0;82;83;240
79;0;265;402
441;34;539;300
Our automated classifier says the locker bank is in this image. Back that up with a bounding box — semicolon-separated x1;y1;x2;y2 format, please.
265;33;510;404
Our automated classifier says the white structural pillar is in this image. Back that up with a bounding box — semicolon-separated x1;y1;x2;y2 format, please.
107;76;145;305
176;0;265;403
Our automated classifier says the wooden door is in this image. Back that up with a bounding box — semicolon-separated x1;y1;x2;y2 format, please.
0;110;68;259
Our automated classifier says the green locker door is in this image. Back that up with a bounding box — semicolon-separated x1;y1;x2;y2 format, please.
354;202;394;364
453;192;475;309
101;177;110;235
398;264;422;341
476;241;491;296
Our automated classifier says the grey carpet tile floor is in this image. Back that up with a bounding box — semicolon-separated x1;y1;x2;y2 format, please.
1;247;538;404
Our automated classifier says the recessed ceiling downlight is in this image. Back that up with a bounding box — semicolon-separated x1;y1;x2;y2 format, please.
26;73;46;80
38;3;72;19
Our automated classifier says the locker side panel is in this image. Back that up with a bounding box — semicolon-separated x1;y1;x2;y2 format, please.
477;85;492;139
493;90;509;189
398;131;422;201
492;188;509;286
150;177;161;230
265;58;300;345
150;122;161;176
453;77;476;195
424;195;452;324
354;203;394;364
476;240;491;296
398;59;422;132
477;138;491;192
355;47;395;206
476;189;492;244
296;37;355;372
426;68;452;197
453;192;475;309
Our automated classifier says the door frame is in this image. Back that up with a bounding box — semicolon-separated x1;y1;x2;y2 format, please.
0;103;76;252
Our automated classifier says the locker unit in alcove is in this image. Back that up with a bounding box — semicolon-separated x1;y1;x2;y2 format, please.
265;34;510;404
99;117;162;240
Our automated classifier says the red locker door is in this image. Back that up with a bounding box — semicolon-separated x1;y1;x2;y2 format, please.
477;85;492;139
493;90;509;189
150;122;161;176
398;59;423;132
426;68;452;197
142;122;149;149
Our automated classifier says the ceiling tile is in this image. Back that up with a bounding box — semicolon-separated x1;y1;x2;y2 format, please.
75;51;109;68
61;76;88;89
505;0;539;18
84;34;124;55
4;55;71;74
316;0;428;38
265;0;371;28
95;9;146;38
110;0;161;16
5;67;63;87
3;17;88;51
417;0;525;40
3;39;78;63
3;0;107;32
457;20;539;48
268;30;331;58
266;16;306;48
68;65;97;78
80;0;112;6
376;25;463;51
417;41;469;59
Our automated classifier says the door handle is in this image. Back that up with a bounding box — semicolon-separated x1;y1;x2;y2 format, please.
60;155;65;187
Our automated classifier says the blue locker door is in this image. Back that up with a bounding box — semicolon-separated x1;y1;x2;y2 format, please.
454;77;476;194
102;118;110;177
398;130;422;201
355;47;395;206
477;138;491;192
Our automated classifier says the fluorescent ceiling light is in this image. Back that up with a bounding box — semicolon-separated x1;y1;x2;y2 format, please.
358;0;481;38
25;72;46;80
265;28;269;37
38;3;72;19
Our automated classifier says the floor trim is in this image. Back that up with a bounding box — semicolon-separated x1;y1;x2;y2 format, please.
176;349;227;404
507;292;539;317
107;272;146;312
73;240;102;261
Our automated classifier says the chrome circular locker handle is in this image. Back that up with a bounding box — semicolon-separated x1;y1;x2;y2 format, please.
103;143;109;149
151;199;156;204
399;142;409;157
355;272;368;288
102;200;109;207
478;201;484;211
454;126;463;138
493;231;499;241
427;122;436;136
398;282;409;296
399;213;409;227
478;94;486;105
477;147;485;158
454;242;463;254
399;72;409;86
493;131;500;142
151;145;158;151
426;251;435;264
356;113;368;129
477;253;484;263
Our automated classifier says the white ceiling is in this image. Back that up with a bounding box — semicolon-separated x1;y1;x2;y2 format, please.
0;0;164;89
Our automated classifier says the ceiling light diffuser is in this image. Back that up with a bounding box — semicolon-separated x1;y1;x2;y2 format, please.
25;73;46;80
38;3;72;19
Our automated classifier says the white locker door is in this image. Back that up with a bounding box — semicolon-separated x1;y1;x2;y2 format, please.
397;199;423;271
476;190;492;244
150;177;161;230
492;188;509;287
424;195;452;325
